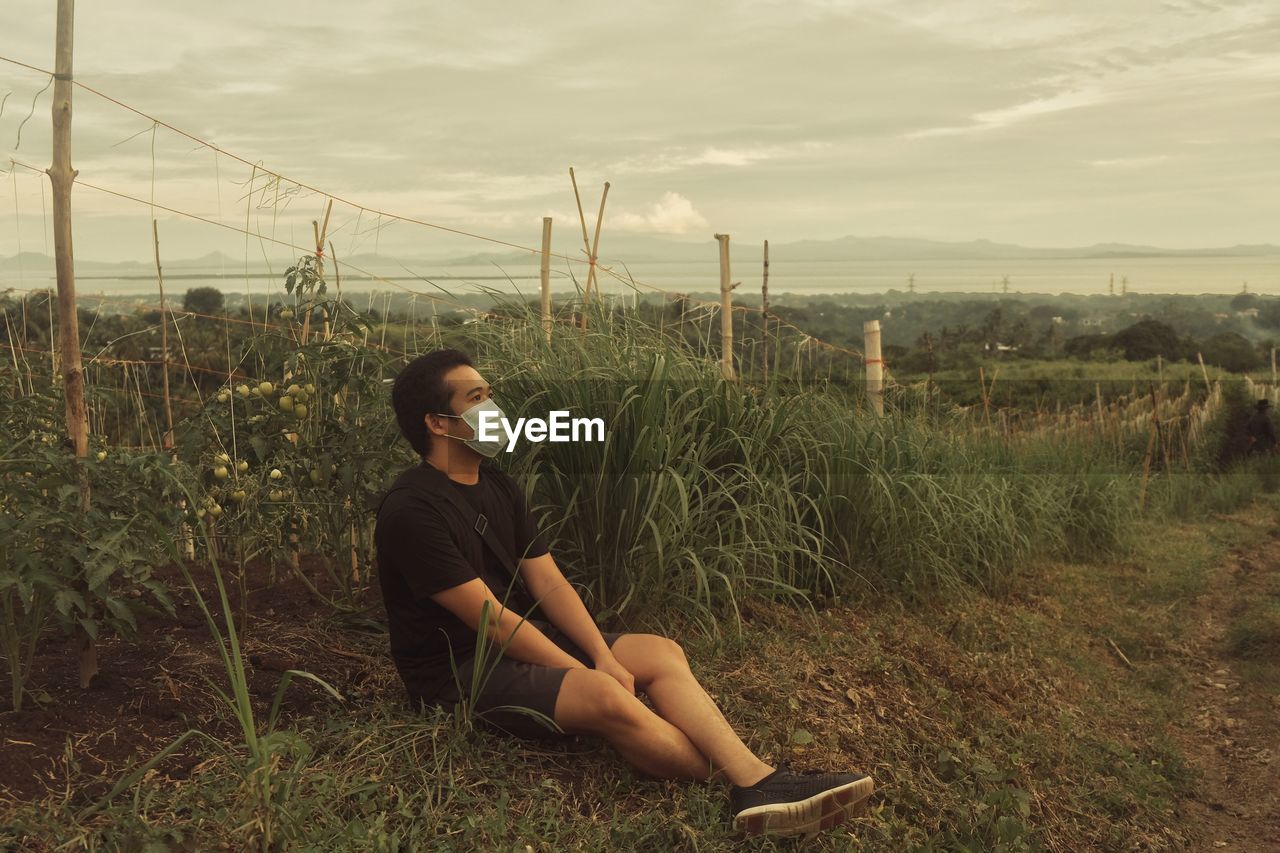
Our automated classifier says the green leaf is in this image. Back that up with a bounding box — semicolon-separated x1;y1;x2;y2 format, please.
790;728;814;745
104;597;138;632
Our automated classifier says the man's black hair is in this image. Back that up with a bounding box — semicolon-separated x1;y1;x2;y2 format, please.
392;348;474;456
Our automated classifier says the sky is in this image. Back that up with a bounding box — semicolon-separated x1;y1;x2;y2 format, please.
1;0;1278;265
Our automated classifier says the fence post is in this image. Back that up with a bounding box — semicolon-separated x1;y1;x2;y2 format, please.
714;233;738;381
146;221;176;453
864;319;884;417
540;217;552;343
49;0;96;689
761;240;769;385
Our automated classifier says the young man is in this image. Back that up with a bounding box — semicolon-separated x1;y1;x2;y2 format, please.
375;348;874;839
1246;398;1277;455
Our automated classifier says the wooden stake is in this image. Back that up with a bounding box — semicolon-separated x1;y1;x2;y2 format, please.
300;198;333;346
569;168;608;330
152;220;174;450
761;240;770;385
587;183;609;306
713;233;738;381
48;0;95;689
326;238;339;342
540;217;552;343
864;320;884;417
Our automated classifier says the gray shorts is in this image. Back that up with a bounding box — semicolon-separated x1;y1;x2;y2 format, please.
423;618;625;740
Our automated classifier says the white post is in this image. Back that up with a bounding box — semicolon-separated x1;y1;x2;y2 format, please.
864;320;884;417
714;233;738;381
540;217;552;343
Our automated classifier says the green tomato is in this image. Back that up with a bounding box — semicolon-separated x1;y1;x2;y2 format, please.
269;489;285;502
216;452;231;464
304;383;316;396
280;308;295;320
230;489;247;503
96;450;107;461
286;384;301;397
213;466;230;480
217;391;230;403
309;468;322;484
236;460;249;473
278;395;294;412
294;403;308;418
258;381;275;396
209;505;223;518
269;468;283;480
237;384;250;397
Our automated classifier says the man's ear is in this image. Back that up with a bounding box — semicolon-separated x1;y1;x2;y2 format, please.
423;412;451;438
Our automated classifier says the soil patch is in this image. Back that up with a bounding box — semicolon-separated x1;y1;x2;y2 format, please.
0;556;399;803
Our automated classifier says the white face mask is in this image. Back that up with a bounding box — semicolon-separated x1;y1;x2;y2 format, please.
435;397;507;458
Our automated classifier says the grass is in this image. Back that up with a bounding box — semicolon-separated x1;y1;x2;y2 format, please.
4;495;1277;850
6;285;1279;849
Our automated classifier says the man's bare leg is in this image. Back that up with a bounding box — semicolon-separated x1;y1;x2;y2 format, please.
555;669;710;780
607;636;776;787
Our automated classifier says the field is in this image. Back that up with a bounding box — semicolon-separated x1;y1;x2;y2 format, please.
3;285;1280;850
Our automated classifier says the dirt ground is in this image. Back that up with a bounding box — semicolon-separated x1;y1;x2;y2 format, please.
1;531;1278;848
0;556;400;804
1165;528;1280;849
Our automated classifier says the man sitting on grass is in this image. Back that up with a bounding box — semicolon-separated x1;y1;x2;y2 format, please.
374;348;874;839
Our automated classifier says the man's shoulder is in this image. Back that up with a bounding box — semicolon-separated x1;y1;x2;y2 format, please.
377;467;451;525
480;465;522;494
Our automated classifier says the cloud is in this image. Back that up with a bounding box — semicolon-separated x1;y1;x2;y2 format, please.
1088;155;1172;168
905;88;1108;138
609;192;709;235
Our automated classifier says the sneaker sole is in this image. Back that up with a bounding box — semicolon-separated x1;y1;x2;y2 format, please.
732;775;874;839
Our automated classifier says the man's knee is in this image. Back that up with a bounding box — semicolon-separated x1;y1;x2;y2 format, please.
646;636;691;683
554;668;644;735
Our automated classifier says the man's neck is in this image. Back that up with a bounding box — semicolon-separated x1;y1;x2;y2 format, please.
423;447;482;485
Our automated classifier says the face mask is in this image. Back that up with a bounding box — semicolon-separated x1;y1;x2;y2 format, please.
435;397;507;458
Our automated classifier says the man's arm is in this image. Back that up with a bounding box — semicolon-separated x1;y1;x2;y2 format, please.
432;577;586;670
519;552;614;664
518;552;637;694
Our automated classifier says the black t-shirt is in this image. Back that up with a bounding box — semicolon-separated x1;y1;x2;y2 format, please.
1247;409;1277;447
374;462;550;702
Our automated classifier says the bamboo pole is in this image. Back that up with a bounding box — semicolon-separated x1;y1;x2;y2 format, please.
152;220;174;450
587;184;608;308
48;0;96;689
761;240;769;386
300;198;333;346
569;168;609;330
540;217;552;343
979;366;990;428
714;233;738;381
326;239;339;342
864;320;884;417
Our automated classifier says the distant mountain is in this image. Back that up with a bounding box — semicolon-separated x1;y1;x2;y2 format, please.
3;237;1276;276
768;236;1280;261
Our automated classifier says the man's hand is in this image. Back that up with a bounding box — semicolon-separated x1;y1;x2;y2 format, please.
593;652;636;696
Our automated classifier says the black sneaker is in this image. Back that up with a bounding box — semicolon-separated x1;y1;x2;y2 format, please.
729;760;874;839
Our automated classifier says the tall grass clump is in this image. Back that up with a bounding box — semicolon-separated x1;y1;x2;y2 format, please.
461;295;829;641
448;293;1151;626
